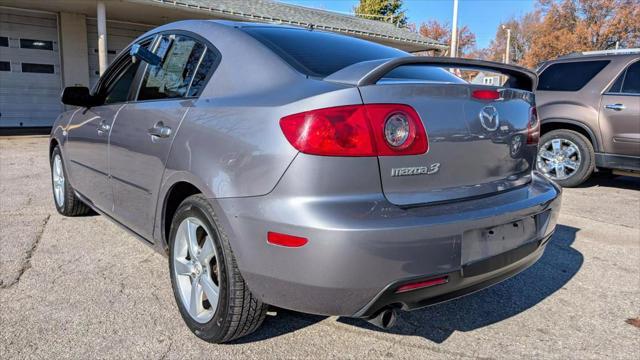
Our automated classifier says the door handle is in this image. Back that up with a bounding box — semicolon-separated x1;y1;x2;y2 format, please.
97;122;111;136
148;122;172;138
605;103;626;111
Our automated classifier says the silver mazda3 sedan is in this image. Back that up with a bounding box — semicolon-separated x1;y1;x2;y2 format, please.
50;20;561;343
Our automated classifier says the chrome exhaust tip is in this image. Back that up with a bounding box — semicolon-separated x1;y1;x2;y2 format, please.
366;308;397;330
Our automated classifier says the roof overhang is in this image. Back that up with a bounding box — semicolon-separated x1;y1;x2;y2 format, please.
0;0;446;53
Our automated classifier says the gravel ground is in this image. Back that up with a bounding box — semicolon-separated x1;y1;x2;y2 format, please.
1;135;639;359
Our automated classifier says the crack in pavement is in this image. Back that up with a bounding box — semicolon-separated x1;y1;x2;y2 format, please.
0;214;51;289
158;338;173;360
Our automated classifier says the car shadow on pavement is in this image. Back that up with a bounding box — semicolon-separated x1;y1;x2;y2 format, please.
339;224;583;343
577;174;640;190
232;224;582;344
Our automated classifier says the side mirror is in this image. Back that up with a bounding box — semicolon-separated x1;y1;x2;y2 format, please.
130;44;161;66
61;86;100;107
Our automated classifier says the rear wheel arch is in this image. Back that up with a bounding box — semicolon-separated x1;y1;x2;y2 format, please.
161;181;203;252
540;119;600;152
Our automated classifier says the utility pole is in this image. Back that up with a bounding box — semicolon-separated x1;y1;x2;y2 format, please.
97;1;108;75
503;26;512;64
450;0;459;57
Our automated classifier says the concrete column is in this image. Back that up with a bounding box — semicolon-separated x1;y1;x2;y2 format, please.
97;1;108;75
59;12;90;88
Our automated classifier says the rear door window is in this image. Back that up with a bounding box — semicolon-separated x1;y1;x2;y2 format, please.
537;60;609;91
136;35;206;101
186;48;219;97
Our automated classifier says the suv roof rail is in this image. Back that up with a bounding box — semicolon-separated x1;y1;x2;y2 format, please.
558;48;640;58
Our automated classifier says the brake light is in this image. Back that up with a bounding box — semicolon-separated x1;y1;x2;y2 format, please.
472;89;501;100
527;106;540;144
279;104;428;156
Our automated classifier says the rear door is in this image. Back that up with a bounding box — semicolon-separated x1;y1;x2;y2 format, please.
359;66;536;206
599;60;640;157
109;33;218;239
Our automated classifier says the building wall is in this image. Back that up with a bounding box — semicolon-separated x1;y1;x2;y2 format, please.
59;12;90;88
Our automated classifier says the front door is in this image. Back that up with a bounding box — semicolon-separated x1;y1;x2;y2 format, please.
65;105;121;212
108;33;213;239
65;55;141;212
599;60;640;157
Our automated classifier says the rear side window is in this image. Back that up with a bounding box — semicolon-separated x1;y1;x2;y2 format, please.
537;60;609;91
137;35;206;101
608;61;640;94
242;27;407;78
621;61;640;94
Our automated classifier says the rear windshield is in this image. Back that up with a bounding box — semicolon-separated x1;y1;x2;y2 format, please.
381;65;467;84
537;60;609;91
242;27;408;78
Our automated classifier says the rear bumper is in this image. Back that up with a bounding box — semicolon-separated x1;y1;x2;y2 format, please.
214;172;561;317
354;235;549;318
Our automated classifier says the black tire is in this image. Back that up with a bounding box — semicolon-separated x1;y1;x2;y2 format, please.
537;129;595;187
168;194;267;343
50;145;92;216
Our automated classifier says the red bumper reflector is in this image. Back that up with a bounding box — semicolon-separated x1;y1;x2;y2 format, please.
395;276;449;293
267;232;308;248
472;89;501;100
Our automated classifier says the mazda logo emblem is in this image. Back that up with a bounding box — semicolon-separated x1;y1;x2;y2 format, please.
479;105;500;131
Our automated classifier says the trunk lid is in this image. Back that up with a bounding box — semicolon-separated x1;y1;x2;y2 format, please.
359;83;536;206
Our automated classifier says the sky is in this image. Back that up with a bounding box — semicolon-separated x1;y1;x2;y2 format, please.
278;0;537;48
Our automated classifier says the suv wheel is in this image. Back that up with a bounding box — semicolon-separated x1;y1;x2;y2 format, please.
168;194;268;343
536;129;595;187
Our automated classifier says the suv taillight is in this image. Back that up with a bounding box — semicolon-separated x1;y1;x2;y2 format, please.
527;106;540;145
279;104;428;157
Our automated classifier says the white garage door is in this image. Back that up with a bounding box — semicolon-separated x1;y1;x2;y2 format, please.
0;8;62;128
86;19;151;90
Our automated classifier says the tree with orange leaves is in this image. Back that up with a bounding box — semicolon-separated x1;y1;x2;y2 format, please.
418;19;477;57
483;0;639;68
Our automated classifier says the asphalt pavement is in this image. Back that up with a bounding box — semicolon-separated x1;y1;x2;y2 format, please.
1;135;638;359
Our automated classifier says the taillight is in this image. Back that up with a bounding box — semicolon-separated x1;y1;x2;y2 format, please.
527;106;540;144
279;104;428;157
472;89;501;100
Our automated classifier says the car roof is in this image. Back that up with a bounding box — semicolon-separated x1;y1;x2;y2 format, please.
211;20;305;29
537;51;639;72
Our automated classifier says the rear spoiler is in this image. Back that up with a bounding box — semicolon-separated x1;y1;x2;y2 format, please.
324;57;537;91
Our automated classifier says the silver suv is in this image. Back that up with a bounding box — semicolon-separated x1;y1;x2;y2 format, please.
536;50;640;187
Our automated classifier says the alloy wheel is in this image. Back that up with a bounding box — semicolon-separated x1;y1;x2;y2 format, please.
537;138;581;181
52;154;65;207
172;217;220;323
